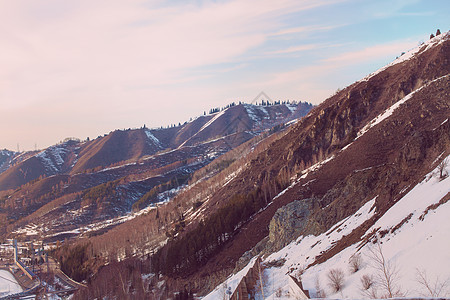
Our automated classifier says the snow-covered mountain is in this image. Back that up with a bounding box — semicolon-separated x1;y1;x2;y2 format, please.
50;31;449;300
200;31;450;300
0;101;312;243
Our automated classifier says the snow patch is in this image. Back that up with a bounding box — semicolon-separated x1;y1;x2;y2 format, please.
144;129;163;148
286;103;298;114
285;118;298;127
244;104;269;123
222;167;243;187
178;110;227;149
0;270;23;297
36;144;70;173
299;155;335;180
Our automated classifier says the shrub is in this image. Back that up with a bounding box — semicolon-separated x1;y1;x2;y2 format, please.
275;287;283;297
349;253;363;273
327;268;345;292
360;274;374;290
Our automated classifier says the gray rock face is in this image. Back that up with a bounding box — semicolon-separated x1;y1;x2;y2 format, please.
268;199;313;250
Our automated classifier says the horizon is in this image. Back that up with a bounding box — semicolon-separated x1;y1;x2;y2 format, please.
1;0;449;151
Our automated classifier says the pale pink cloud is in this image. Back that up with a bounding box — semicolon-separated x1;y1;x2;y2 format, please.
0;0;383;150
1;0;336;110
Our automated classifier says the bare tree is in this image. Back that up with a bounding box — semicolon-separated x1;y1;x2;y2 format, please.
415;268;450;297
349;253;363;273
327;268;345;293
438;157;448;180
295;265;306;280
367;240;403;298
257;260;266;299
315;275;326;298
220;282;228;300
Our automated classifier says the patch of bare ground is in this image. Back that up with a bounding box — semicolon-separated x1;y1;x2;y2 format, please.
419;192;450;221
309;217;378;268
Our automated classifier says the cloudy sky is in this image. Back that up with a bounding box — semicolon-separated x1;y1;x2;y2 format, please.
1;0;448;151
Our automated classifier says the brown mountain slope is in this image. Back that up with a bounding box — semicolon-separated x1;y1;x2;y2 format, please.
2;102;312;243
180;37;450;293
205;74;449;275
0;156;48;192
67;33;449;299
70;129;159;174
146;34;450;295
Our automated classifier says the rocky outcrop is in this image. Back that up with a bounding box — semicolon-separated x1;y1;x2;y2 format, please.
268;199;313;250
233;199;314;271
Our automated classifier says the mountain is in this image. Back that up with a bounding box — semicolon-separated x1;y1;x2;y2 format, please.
62;32;450;300
3;31;448;300
0;101;312;240
0;102;311;192
198;33;450;298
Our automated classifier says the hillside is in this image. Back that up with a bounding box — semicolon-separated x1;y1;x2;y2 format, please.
65;32;450;300
169;32;450;287
205;157;450;299
200;33;450;298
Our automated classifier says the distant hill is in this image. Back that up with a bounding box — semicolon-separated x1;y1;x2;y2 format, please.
0;102;312;192
0;101;312;239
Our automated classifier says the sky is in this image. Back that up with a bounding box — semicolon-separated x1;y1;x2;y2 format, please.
0;0;448;151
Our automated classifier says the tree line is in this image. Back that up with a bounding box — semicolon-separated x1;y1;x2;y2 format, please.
151;172;289;277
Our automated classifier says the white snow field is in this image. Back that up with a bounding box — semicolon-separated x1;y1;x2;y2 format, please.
0;269;23;297
203;155;450;299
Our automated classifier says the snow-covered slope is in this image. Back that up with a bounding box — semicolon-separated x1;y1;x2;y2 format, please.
0;269;23;297
144;129;163;149
204;156;450;299
36;143;74;174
